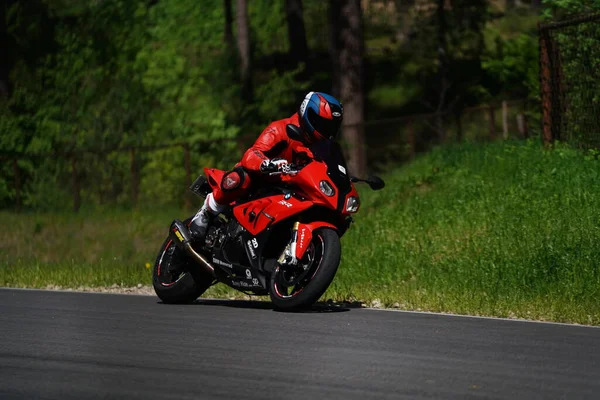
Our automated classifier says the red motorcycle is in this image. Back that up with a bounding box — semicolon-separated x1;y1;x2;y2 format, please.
152;125;385;310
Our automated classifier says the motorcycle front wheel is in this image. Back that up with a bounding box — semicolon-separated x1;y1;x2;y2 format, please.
269;228;341;310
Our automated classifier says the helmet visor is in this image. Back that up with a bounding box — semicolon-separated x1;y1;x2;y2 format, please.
307;108;342;140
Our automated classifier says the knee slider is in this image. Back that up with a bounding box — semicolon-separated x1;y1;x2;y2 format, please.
221;167;247;192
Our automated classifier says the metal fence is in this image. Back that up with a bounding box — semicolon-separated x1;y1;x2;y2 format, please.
539;13;600;147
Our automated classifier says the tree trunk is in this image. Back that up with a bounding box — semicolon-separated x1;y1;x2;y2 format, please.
435;0;448;141
337;0;367;178
224;0;234;49
285;0;309;70
236;0;252;99
329;1;342;98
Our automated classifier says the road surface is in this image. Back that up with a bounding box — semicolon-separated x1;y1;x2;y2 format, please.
1;288;598;399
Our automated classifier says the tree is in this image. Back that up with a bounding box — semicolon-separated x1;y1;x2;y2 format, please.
224;0;234;49
236;0;252;99
285;0;309;69
332;0;367;177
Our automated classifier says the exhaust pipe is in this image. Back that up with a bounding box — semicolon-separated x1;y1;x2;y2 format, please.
169;219;215;278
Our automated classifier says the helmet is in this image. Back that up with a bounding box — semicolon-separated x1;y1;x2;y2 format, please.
298;92;343;143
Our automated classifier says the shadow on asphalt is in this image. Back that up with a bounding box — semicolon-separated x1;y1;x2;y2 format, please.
161;298;364;313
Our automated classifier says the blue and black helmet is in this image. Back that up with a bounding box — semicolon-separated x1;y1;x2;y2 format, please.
298;92;343;143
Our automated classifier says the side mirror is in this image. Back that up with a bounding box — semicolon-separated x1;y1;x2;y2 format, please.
368;176;385;191
286;124;304;142
350;175;386;190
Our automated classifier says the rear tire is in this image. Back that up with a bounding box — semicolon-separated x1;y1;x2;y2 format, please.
152;219;213;304
269;228;341;311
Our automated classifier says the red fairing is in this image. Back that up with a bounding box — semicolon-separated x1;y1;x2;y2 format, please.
204;168;226;190
295;221;338;260
279;162;338;209
233;195;314;236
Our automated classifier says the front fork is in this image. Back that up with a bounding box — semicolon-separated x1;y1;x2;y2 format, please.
278;221;340;267
278;222;300;266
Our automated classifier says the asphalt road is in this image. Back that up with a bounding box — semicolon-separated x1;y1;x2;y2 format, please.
1;289;599;400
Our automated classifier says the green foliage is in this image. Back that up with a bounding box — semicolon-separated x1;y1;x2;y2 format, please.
1;0;243;209
552;20;600;146
3;0;598;211
1;0;325;210
406;0;490;110
482;34;539;99
541;0;600;19
249;0;289;55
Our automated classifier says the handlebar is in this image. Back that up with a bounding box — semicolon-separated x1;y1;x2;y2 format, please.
268;164;301;177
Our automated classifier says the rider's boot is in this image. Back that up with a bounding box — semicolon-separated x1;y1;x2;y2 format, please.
189;193;227;242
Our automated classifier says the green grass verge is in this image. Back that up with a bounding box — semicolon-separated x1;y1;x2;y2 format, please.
2;139;600;324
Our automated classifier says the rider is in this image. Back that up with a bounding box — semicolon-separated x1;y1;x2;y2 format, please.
189;91;344;241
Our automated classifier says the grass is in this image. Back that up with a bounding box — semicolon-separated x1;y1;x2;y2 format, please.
2;139;600;324
331;139;600;324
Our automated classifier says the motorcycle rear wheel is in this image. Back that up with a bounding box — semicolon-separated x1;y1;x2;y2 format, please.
152;219;213;304
269;228;341;310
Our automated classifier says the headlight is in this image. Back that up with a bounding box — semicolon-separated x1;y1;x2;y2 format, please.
346;196;360;213
319;180;335;197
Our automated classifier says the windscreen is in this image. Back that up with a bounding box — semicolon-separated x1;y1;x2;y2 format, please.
309;140;351;199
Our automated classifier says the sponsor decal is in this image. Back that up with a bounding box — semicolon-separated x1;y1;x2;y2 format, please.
299;228;306;250
223;174;239;190
338;165;346;175
232;278;260;288
278;200;293;208
247;240;257;259
212;258;233;268
246;269;252;279
332;111;341;117
173;229;184;242
251;238;258;248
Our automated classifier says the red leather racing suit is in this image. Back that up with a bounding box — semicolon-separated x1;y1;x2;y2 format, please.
212;113;312;205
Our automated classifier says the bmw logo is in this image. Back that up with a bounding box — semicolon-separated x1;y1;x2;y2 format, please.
284;193;291;200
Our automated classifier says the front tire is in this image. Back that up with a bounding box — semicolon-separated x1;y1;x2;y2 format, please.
269;228;341;310
152;219;213;304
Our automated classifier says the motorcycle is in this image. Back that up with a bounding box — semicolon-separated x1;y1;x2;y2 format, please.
152;124;385;310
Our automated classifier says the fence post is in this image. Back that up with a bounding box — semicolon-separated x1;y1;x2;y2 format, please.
407;119;415;159
130;148;139;208
455;110;463;142
183;144;193;210
13;159;21;211
488;104;497;140
71;155;81;212
502;100;509;139
435;113;446;143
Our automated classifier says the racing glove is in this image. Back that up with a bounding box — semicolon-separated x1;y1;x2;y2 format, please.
260;158;291;174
